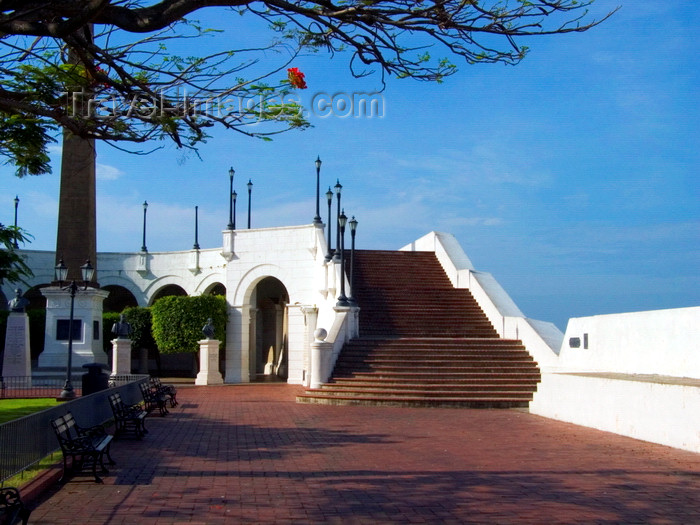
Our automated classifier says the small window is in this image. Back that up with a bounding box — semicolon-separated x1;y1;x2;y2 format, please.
57;319;82;341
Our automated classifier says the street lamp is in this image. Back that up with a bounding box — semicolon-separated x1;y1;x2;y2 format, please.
247;179;253;229
348;216;358;306
232;190;237;230
141;201;148;252
227;167;235;230
325;187;333;262
12;196;19;248
313;156;322;225
193;205;200;250
333;179;342;261
55;258;95;399
336;210;350;307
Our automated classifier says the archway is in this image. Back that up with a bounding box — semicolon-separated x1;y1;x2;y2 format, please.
251;277;289;382
149;284;187;305
102;285;138;313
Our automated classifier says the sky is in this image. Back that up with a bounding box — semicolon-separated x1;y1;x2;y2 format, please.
2;1;698;331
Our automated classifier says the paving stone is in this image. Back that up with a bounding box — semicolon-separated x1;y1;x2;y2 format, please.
29;383;700;524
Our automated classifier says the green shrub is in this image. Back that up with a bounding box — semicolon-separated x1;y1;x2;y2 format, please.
103;311;121;352
151;295;227;354
122;306;156;350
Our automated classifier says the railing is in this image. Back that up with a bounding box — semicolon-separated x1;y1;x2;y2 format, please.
0;376;149;483
0;376;82;399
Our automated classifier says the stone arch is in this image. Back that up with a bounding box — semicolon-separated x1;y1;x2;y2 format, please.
102;285;138;313
249;276;290;382
149;284;187;305
204;282;226;296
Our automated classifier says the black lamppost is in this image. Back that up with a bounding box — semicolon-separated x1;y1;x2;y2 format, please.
193;205;200;250
313;156;322;225
55;258;95;400
336;210;349;307
12;196;19;248
247;179;253;229
227;167;235;230
141;201;148;252
232;190;237;230
348;216;358;306
333;179;342;261
325;187;333;262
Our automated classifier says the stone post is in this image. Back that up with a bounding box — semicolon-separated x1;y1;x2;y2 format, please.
2;312;31;381
111;338;132;375
195;339;224;385
310;328;333;389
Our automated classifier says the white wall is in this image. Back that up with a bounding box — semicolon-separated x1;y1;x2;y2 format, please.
531;307;700;453
557;307;700;377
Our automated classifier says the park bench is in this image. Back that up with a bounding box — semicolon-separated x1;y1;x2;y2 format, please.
0;487;31;525
139;381;169;416
150;377;178;407
108;392;148;438
50;412;115;483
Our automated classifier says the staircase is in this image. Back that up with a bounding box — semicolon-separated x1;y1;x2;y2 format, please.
296;250;541;408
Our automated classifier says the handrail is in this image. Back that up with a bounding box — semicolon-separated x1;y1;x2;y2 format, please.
0;376;149;483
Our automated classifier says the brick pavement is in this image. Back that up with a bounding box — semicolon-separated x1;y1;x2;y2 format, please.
30;384;700;524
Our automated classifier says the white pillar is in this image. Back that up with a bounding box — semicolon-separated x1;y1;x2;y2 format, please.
310;328;333;389
111;338;132;375
39;286;109;369
3;312;31;380
195;339;224;385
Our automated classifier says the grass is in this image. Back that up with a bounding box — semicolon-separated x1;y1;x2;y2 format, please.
0;398;62;488
0;398;60;425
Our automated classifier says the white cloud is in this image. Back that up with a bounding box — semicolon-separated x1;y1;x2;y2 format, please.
97;163;124;181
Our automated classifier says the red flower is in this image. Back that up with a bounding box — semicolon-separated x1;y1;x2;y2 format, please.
287;67;307;89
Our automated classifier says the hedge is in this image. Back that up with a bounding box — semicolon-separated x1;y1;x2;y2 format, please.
151;295;227;354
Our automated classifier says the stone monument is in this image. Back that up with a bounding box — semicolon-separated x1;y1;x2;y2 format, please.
195;318;223;385
110;314;132;375
3;289;32;381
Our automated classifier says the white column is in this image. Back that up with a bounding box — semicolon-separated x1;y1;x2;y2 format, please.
310;328;333;389
39;286;109;369
111;338;132;375
3;312;31;380
195;339;224;385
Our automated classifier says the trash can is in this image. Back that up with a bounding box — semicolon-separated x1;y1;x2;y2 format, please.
82;363;109;395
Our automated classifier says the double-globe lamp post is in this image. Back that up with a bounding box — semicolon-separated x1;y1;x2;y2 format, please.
54;258;95;399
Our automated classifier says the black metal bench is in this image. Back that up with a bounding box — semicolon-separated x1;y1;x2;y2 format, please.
108;392;148;438
0;487;31;525
50;412;115;483
139;381;169;416
150;377;178;407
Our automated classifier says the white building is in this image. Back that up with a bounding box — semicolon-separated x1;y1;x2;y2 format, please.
2;227;698;453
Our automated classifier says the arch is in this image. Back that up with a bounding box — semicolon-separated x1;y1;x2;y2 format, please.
204;282;226;296
98;276;147;307
249;276;289;382
150;284;187;305
102;285;138;313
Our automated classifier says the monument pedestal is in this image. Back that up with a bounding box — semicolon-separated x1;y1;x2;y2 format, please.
195;339;223;385
2;312;31;381
38;286;109;371
111;338;132;375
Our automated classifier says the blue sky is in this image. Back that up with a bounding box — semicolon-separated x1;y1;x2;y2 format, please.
2;1;698;330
